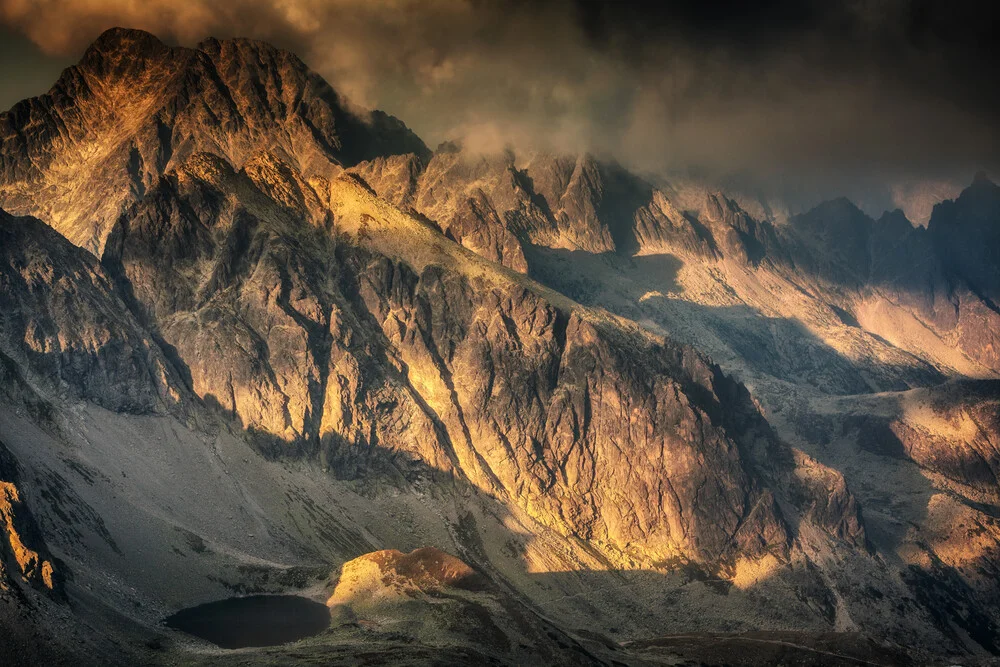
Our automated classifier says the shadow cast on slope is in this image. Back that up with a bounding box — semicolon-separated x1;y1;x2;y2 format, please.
523;245;945;396
521;243;1000;655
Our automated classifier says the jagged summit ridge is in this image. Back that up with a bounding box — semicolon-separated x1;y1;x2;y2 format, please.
361;144;1000;381
0;27;427;253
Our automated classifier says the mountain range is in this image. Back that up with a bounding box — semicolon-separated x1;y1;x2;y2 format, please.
1;28;999;665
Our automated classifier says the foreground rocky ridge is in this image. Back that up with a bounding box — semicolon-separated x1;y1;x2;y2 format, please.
0;27;999;665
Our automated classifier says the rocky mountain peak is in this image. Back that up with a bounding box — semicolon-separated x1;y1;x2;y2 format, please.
80;26;172;64
927;172;1000;301
958;170;1000;203
799;197;869;228
875;208;916;237
0;27;427;253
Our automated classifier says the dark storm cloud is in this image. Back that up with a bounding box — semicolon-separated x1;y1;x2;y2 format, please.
0;26;68;112
1;0;997;219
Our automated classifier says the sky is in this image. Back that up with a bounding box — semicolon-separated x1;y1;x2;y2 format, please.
1;0;998;222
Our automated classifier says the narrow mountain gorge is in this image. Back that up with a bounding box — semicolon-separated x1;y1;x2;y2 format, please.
0;28;998;666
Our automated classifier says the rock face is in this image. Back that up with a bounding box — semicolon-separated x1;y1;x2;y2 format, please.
1;26;1000;666
0;209;181;413
328;547;485;603
97;148;801;567
849;381;1000;496
327;548;601;665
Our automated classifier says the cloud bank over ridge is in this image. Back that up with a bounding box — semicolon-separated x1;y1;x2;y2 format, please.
2;0;997;221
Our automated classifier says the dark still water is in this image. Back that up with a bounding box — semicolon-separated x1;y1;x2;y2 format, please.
165;595;330;648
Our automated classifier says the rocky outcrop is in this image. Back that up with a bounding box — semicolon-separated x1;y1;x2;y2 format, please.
0;441;61;598
347;153;424;210
442;190;529;272
328;548;485;603
704;193;786;267
413;146;543;268
0;27;426;253
789;451;868;549
0;208;181;413
633;189;718;257
534;154;618;253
